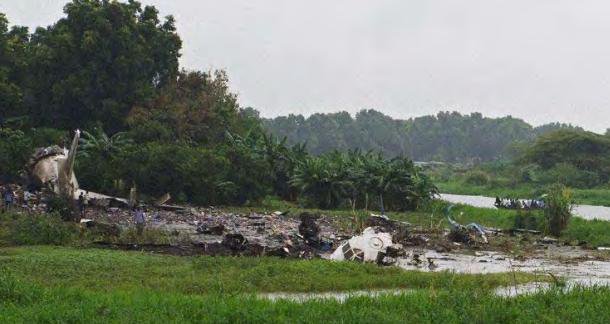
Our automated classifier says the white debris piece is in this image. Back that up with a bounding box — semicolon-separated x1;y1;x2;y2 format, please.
330;227;394;262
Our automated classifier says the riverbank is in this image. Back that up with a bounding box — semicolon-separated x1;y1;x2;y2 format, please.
440;193;610;221
437;181;610;207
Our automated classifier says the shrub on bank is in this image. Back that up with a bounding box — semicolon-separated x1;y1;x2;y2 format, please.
464;170;490;186
544;184;573;236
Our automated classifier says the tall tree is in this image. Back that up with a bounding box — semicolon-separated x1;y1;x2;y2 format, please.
25;0;181;132
0;13;26;121
127;70;243;145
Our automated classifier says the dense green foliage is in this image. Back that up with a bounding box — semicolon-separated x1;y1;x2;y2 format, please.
12;0;181;132
291;151;436;210
521;130;610;187
544;184;573;236
0;1;434;209
432;129;610;203
0;128;66;182
0;213;77;245
264;110;583;162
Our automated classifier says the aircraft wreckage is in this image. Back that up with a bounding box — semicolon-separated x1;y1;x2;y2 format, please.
26;130;130;207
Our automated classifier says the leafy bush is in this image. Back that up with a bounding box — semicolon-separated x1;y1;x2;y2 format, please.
46;196;76;221
518;164;539;183
2;213;78;245
291;151;437;211
544;184;573;236
537;163;600;188
522;130;610;186
464;170;490;186
513;210;543;231
118;143;230;205
0;128;32;181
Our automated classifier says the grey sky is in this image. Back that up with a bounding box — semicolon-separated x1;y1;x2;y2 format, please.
2;1;610;132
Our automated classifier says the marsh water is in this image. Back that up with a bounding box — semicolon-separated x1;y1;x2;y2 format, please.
258;247;610;302
440;193;610;221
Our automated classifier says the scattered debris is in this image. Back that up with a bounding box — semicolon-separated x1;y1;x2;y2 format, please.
330;227;396;264
155;193;172;206
364;215;410;243
196;223;225;235
222;233;248;252
445;205;491;244
539;236;559;244
511;228;542;235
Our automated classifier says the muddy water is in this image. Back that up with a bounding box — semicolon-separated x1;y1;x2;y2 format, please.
439;193;610;221
259;249;610;302
396;249;610;284
259;289;411;303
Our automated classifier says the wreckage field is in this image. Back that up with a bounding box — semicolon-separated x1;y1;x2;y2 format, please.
2;195;610;322
2;127;608;321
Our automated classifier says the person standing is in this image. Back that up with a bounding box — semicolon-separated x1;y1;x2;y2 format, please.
3;187;14;212
77;192;86;218
134;207;146;235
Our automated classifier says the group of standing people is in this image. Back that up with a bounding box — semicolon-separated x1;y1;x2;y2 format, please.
3;184;149;235
1;185;42;212
494;196;545;210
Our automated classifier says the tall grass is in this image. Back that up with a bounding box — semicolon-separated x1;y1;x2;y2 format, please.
0;246;541;295
0;212;78;246
0;272;608;323
544;184;573;236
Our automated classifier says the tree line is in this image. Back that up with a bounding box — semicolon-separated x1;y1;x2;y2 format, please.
264;110;584;162
0;1;436;211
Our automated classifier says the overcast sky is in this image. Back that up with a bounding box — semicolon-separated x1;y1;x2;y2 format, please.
2;1;610;132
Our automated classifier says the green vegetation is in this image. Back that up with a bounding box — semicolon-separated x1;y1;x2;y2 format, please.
2;283;609;323
0;247;541;294
436;180;610;207
544;184;573;236
0;1;435;210
265;110;582;161
522;130;610;186
0;247;608;323
0;213;77;246
1;2;609;322
428;130;610;208
290;151;436;210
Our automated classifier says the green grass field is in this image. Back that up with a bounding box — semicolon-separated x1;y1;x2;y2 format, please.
0;246;540;294
0;247;607;323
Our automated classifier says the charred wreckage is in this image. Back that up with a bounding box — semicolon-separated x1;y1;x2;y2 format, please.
4;130;506;266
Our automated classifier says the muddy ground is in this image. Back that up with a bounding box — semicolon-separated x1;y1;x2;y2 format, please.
75;203;610;285
4;184;610;286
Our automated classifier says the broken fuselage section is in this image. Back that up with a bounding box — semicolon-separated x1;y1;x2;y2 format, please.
27;130;80;199
26;130;128;207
